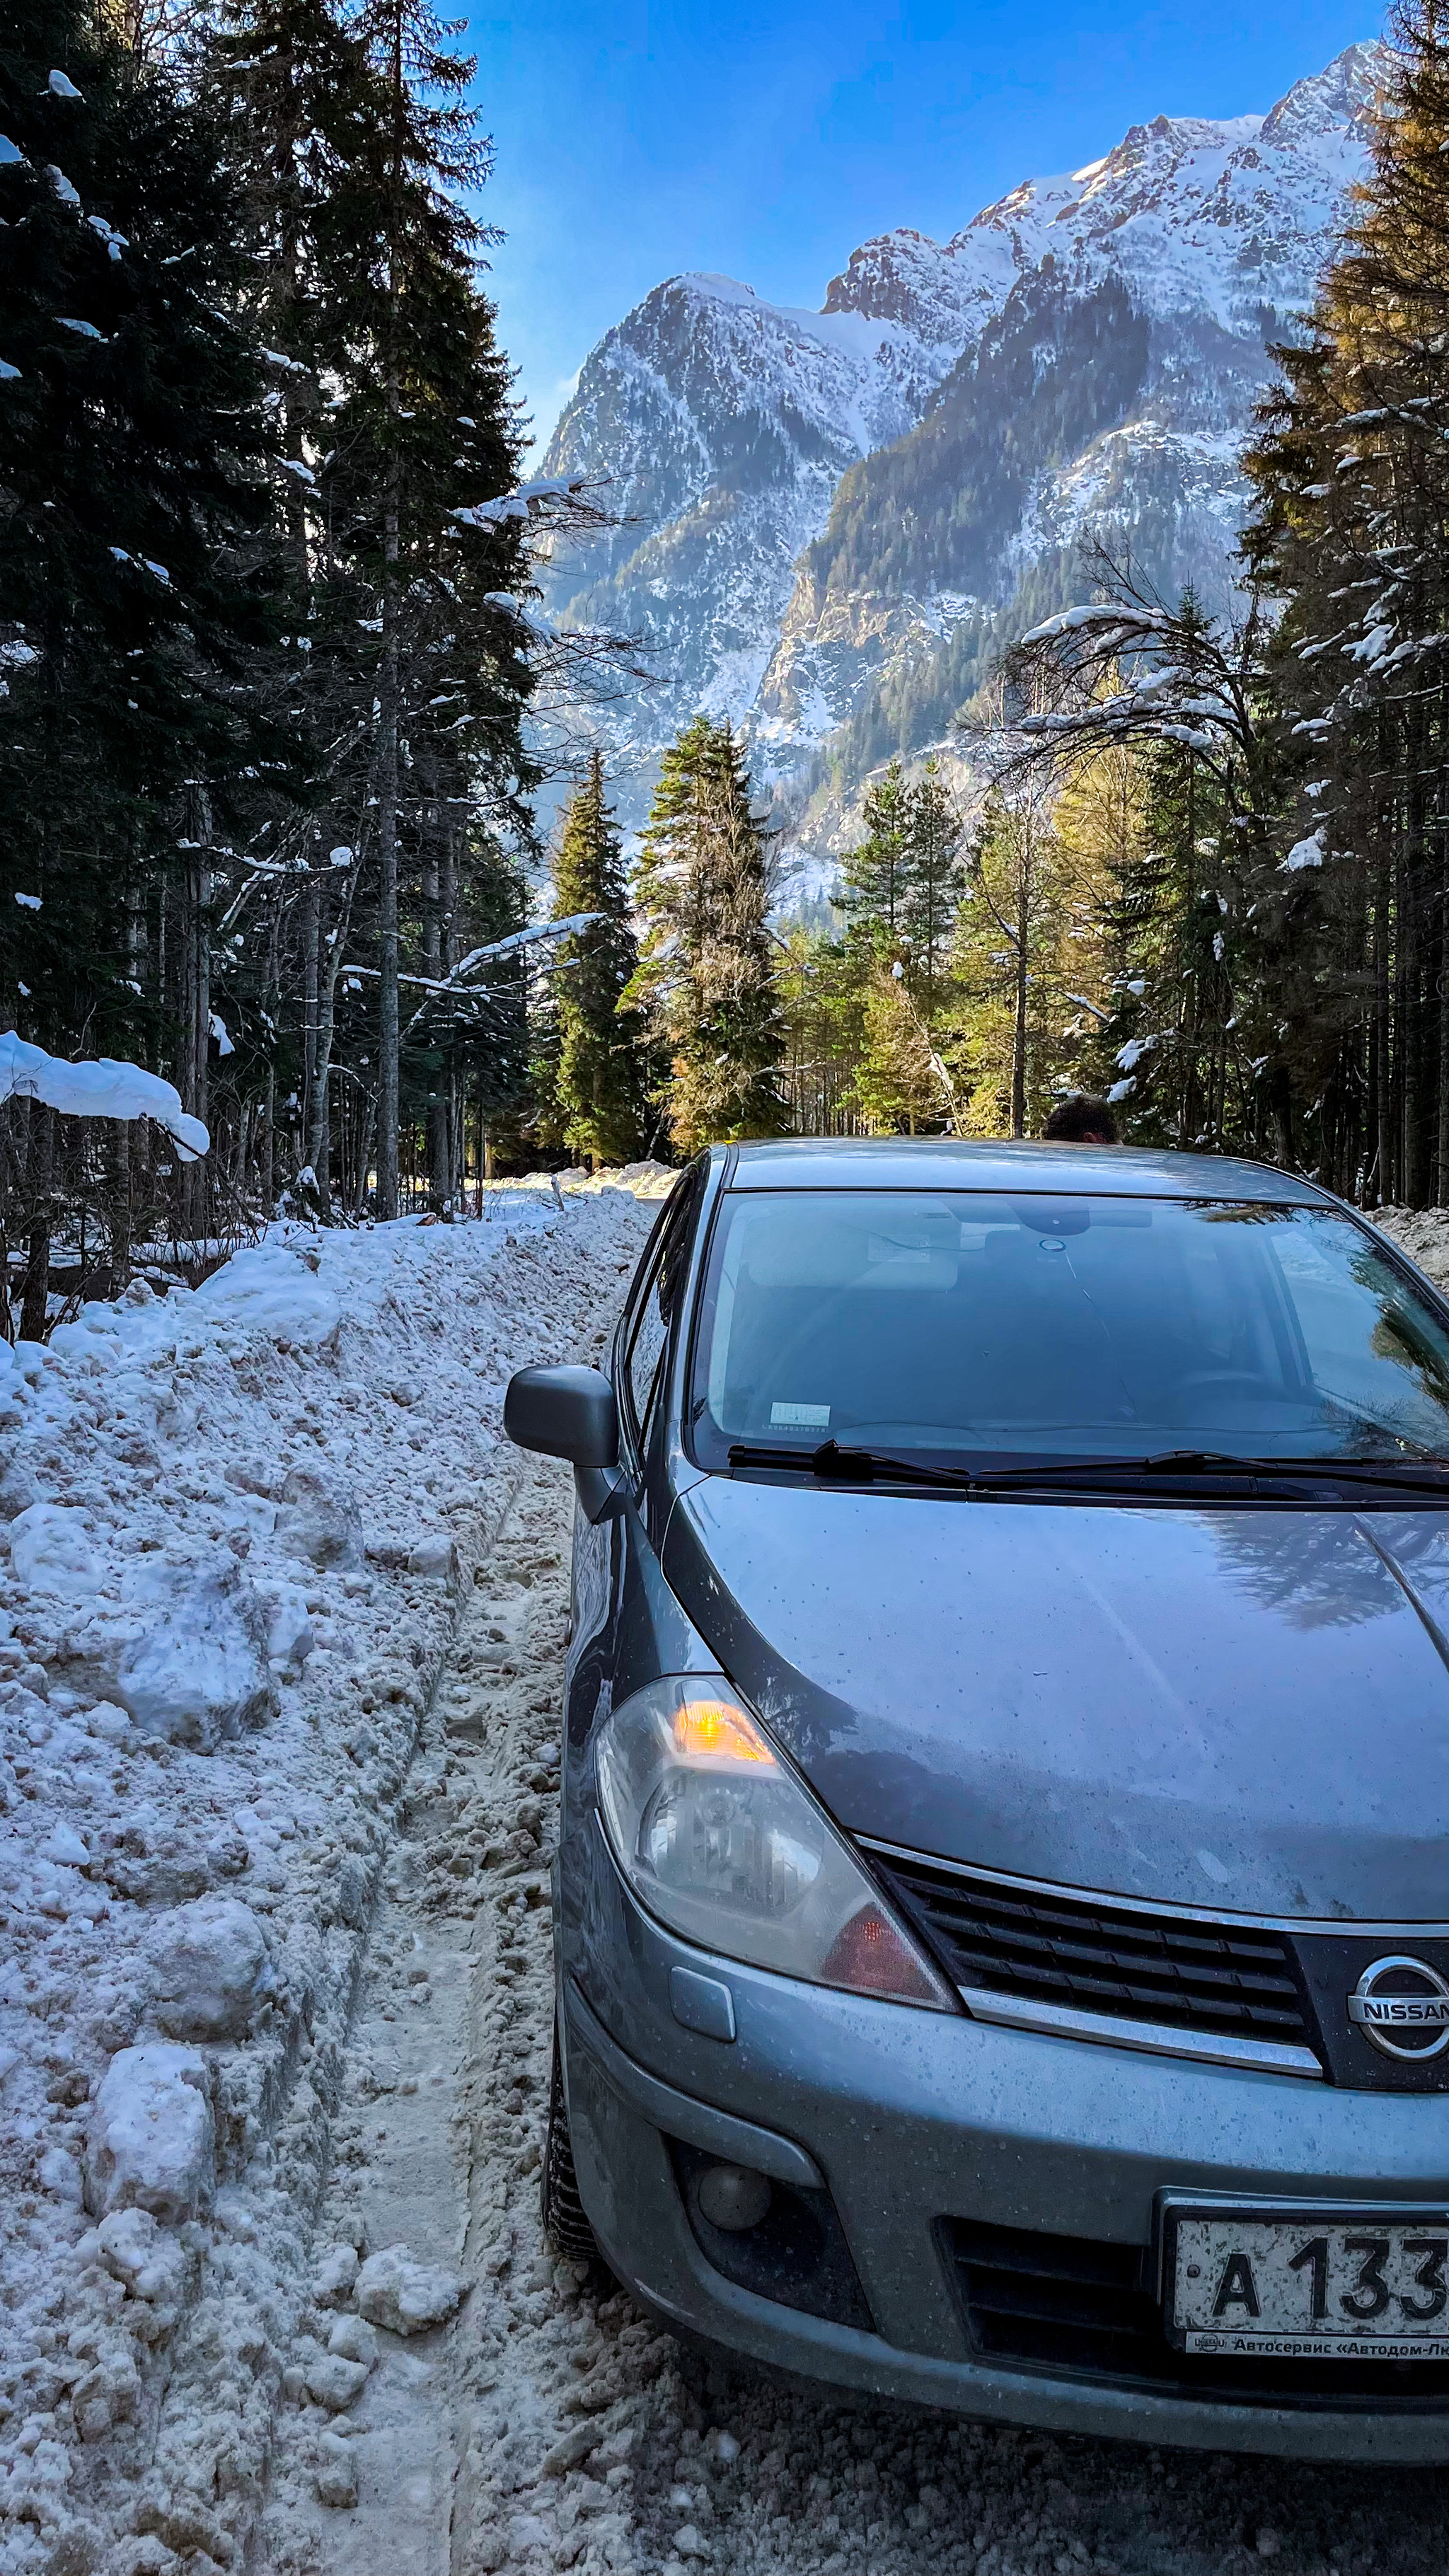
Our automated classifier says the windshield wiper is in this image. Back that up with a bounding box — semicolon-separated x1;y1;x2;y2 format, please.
727;1441;1242;1491
728;1440;979;1491
1208;1455;1449;1492
727;1442;1449;1495
962;1450;1449;1491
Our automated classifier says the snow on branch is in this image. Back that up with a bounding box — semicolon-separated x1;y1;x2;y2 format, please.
336;915;604;1041
445;913;601;981
449;475;596;531
1020;603;1162;645
0;1031;210;1159
993;547;1266;797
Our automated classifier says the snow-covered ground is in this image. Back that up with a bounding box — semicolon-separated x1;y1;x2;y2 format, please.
1;1186;1445;2576
0;1185;657;2575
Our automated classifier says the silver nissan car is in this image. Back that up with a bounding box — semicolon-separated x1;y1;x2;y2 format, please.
504;1140;1449;2462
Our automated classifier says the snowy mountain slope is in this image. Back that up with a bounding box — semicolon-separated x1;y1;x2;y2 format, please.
536;271;965;797
541;45;1382;839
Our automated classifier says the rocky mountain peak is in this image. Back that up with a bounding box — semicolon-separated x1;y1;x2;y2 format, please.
543;47;1385;851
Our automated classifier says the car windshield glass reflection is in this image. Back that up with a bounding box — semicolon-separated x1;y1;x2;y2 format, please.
689;1191;1449;1469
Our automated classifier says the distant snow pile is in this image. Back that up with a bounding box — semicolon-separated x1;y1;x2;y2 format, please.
0;1187;652;2576
193;1242;342;1342
500;1160;679;1202
0;1031;209;1160
1373;1206;1449;1294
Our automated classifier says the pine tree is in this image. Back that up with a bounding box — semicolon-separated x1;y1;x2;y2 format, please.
951;783;1077;1137
838;760;914;940
1;0;576;1295
1242;1;1449;1200
775;924;867;1133
850;965;944;1135
900;758;965;1023
207;0;383;1215
551;751;653;1167
827;758;965;1133
630;717;787;1152
0;0;278;1270
322;0;529;1215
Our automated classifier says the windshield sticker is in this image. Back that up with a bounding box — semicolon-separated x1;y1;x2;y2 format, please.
771;1402;830;1427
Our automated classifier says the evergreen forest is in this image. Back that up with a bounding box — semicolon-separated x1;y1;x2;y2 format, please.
1;0;618;1303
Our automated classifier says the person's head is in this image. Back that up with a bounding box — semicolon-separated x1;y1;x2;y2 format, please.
1043;1094;1119;1146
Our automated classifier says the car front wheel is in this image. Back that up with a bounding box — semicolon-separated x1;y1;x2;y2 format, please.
541;2026;602;2268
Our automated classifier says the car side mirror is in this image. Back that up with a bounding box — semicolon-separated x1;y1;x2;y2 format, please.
504;1365;625;1526
504;1364;619;1467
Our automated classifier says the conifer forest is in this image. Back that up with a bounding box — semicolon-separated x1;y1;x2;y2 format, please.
11;1;1449;1317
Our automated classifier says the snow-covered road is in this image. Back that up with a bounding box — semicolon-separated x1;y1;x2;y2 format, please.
1;1192;1444;2576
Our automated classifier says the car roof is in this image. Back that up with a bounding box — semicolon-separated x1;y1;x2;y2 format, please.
718;1137;1334;1205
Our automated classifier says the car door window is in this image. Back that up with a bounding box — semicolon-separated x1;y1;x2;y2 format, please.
622;1169;703;1460
627;1269;669;1441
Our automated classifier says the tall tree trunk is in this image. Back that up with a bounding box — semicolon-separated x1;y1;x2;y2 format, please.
1375;827;1393;1203
20;1105;53;1344
307;862;359;1220
1439;850;1449;1206
262;1071;275;1213
1011;853;1029;1140
180;824;212;1246
302;872;321;1174
376;594;400;1218
376;4;406;1221
106;1122;130;1292
443;831;460;1203
422;838;449;1203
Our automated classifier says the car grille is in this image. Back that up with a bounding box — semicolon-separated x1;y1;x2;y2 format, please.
871;1849;1311;2047
940;2218;1449;2409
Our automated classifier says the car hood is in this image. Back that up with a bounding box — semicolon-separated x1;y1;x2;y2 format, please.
661;1480;1449;1919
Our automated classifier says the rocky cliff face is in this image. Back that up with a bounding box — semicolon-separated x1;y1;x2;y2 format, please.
541;45;1382;853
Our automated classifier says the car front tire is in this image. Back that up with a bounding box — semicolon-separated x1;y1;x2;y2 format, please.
541;2025;604;2268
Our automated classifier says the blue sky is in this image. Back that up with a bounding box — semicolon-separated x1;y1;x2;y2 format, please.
470;1;1382;458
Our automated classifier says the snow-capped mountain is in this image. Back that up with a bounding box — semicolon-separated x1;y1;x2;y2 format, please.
542;45;1382;848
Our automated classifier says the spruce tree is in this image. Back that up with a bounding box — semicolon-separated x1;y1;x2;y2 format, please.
838;760;914;940
552;751;652;1167
630;717;787;1151
850;966;943;1135
323;0;530;1214
207;0;382;1215
827;758;964;1134
1242;0;1449;1199
0;0;277;1268
901;758;966;1023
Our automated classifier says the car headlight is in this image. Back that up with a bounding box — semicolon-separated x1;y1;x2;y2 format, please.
595;1677;954;2011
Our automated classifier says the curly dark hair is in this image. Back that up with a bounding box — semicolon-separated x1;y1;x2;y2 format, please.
1042;1094;1119;1144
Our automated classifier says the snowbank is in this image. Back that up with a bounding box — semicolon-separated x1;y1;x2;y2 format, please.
490;1160;679;1203
1372;1203;1449;1292
0;1187;652;2576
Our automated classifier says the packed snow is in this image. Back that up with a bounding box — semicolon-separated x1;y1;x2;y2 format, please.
1;1179;1443;2576
0;1182;657;2575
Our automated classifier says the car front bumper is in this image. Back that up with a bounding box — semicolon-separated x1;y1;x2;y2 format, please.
557;1825;1449;2464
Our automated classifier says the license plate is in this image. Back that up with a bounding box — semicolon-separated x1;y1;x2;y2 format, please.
1162;2202;1449;2360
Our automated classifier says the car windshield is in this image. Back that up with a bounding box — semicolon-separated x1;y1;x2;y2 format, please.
688;1189;1449;1469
